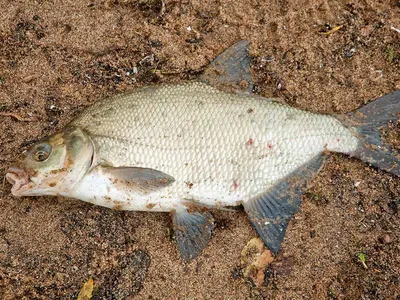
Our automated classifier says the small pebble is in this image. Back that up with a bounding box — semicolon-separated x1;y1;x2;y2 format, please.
345;48;356;58
382;234;392;244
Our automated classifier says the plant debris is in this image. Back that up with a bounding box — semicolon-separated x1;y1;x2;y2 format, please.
390;26;400;34
77;277;94;300
241;238;275;286
0;112;39;122
321;25;344;35
358;253;368;269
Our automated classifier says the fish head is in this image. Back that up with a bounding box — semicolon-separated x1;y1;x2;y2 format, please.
6;127;94;197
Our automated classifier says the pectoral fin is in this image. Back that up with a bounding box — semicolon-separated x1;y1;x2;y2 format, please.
172;207;215;262
100;166;175;195
243;154;328;254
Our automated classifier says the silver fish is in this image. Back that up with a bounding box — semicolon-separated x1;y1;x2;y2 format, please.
6;41;400;261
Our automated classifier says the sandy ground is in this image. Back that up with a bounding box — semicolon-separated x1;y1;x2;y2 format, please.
0;0;400;299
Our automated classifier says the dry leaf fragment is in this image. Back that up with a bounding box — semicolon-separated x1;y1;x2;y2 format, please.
77;277;94;300
241;238;275;286
255;248;274;269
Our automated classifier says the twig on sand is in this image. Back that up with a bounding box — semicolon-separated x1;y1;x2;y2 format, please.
390;26;400;34
321;25;343;35
160;0;165;16
0;112;39;122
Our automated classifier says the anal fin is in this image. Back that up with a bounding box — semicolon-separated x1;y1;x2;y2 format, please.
243;154;328;254
172;207;215;262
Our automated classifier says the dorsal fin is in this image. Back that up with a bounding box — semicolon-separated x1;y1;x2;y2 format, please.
199;40;254;93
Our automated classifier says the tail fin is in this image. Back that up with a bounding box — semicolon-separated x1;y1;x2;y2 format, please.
343;90;400;176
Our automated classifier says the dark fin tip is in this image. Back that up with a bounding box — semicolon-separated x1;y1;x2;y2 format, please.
243;154;328;254
199;40;254;94
173;208;215;262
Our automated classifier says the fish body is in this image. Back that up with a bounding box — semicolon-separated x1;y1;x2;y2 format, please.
6;41;400;261
69;82;358;211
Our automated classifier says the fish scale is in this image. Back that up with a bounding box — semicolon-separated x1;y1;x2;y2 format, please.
71;82;359;208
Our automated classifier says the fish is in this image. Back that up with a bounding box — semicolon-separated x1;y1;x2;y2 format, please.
6;41;400;261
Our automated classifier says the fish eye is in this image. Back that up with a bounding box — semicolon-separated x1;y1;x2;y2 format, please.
32;143;52;162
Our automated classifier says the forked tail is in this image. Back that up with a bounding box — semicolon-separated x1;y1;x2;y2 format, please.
343;90;400;176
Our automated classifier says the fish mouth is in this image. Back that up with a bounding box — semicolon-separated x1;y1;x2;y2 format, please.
5;167;31;196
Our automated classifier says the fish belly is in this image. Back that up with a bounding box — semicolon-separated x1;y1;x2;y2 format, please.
71;82;359;210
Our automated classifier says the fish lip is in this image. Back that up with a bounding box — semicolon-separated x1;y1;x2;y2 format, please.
5;167;30;196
